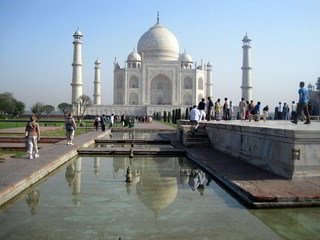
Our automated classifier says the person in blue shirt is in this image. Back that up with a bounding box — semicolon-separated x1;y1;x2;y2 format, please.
292;81;311;124
249;101;261;121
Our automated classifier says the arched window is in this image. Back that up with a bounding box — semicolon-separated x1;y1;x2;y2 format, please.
183;94;192;105
198;78;203;90
129;76;139;88
150;74;172;105
184;77;192;89
129;93;139;105
116;95;123;104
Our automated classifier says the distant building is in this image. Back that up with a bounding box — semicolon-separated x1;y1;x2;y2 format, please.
79;15;213;116
113;16;212;107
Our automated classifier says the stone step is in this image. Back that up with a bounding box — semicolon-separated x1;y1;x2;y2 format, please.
184;141;211;147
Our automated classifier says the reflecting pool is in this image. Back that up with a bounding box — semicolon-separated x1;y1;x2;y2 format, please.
104;131;161;139
94;143;174;149
0;156;319;239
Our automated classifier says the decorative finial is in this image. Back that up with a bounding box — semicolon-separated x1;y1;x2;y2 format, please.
77;26;79;31
157;11;160;24
184;48;186;54
133;47;135;52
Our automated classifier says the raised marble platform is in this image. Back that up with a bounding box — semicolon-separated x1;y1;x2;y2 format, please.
177;120;320;179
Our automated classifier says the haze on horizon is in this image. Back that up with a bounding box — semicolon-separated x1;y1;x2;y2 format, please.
0;0;319;112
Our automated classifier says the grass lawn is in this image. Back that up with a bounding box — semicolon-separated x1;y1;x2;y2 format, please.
158;120;177;128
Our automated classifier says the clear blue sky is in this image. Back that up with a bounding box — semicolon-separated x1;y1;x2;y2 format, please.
0;0;319;111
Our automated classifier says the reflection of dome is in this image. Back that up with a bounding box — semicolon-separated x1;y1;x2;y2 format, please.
137;20;179;61
137;176;177;215
136;158;178;215
127;51;141;61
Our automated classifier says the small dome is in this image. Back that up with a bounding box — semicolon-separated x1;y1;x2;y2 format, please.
73;30;82;37
180;52;193;63
95;59;101;64
127;51;141;61
137;21;179;61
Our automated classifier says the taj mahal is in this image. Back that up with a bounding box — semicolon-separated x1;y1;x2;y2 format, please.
71;14;253;116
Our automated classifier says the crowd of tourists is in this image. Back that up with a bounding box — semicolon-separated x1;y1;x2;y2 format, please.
189;81;312;133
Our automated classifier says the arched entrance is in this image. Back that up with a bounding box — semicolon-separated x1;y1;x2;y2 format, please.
150;74;172;105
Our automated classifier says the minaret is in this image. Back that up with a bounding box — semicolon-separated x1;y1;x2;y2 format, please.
206;62;213;97
93;59;101;105
71;28;83;104
241;33;252;101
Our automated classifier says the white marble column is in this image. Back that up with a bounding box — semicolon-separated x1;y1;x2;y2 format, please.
241;33;253;101
93;59;101;105
71;29;84;104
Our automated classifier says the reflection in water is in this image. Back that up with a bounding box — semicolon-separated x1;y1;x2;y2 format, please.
65;164;75;186
2;156;318;239
65;158;82;205
251;208;320;239
25;188;40;215
105;131;160;140
178;157;209;195
93;157;100;176
136;157;179;216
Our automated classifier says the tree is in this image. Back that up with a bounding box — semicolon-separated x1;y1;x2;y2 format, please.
43;105;55;117
14;101;25;116
0;92;25;117
58;102;72;115
76;95;92;121
163;111;167;122
31;102;45;120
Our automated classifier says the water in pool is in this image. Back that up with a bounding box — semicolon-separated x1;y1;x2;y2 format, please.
0;156;319;239
94;143;174;149
104;131;161;139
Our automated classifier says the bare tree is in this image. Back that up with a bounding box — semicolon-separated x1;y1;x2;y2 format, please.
75;95;92;121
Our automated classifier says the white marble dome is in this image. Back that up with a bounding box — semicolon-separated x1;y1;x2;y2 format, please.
137;22;179;61
127;51;141;61
180;52;193;62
